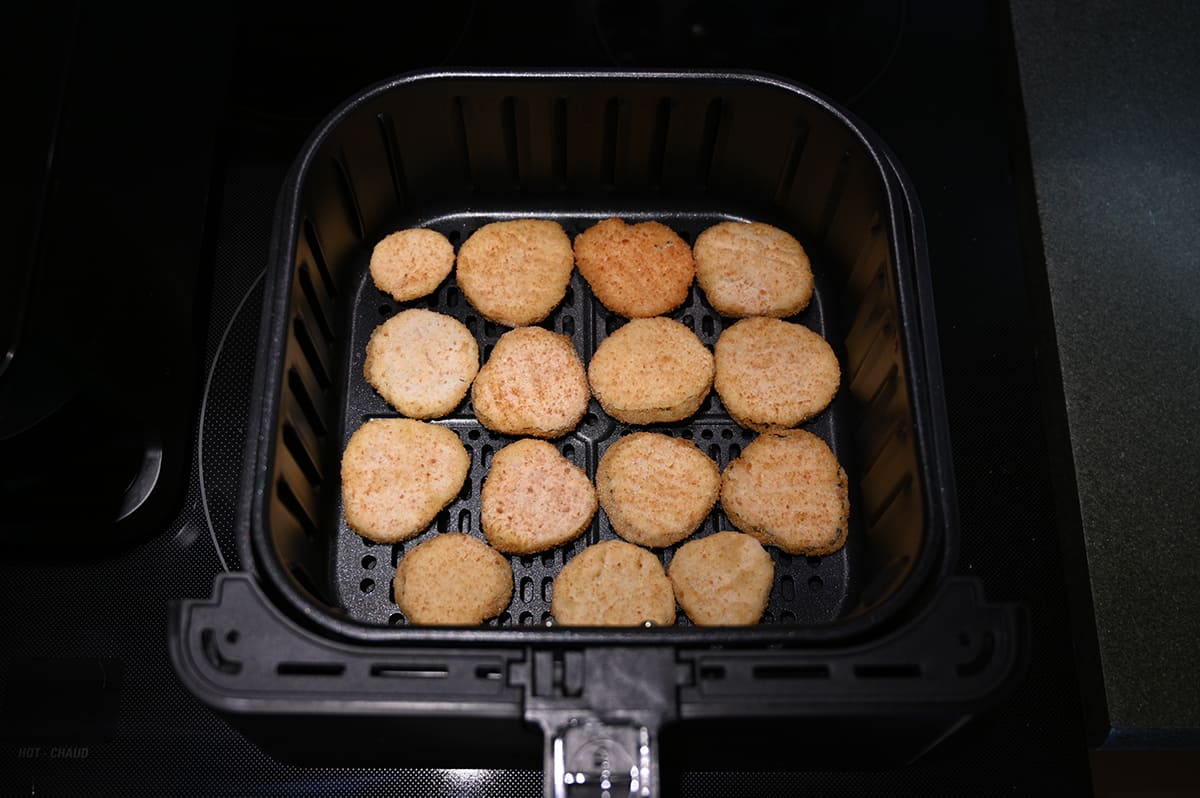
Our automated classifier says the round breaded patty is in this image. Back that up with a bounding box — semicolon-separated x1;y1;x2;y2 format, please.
693;221;813;318
668;531;775;626
551;540;676;626
369;228;455;302
481;439;597;554
596;432;720;548
588;318;714;425
393;534;513;625
455;219;574;326
471;326;589;438
341;419;469;544
363;309;479;418
573;218;694;318
720;429;849;555
714;317;840;431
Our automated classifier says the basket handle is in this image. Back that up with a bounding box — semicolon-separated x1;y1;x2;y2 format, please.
525;647;676;798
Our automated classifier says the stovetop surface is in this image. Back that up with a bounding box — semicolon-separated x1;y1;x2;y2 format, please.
1;1;1090;793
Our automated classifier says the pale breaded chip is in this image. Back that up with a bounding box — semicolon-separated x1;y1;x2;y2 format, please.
456;219;574;326
596;432;719;548
364;309;478;419
694;221;813;318
588;317;714;425
482;439;597;554
341;419;469;544
668;531;774;625
714;317;840;431
573;218;694;318
720;429;849;556
551;540;676;626
393;533;513;625
471;326;589;438
369;228;455;302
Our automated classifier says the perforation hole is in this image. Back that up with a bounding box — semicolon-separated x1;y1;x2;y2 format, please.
808;575;823;592
361;555;377;569
360;578;375;594
388;613;403;625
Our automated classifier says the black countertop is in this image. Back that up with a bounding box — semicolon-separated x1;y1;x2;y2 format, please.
1010;0;1200;747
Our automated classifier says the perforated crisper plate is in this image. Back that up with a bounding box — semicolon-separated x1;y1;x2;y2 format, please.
333;210;863;628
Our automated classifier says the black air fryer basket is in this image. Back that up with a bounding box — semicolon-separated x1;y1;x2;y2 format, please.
171;71;1023;793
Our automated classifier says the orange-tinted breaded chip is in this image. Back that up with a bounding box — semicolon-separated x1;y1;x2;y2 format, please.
714;317;840;431
369;228;455;302
693;221;813;318
668;531;775;625
481;439;597;554
341;419;469;544
551;540;676;626
471;326;590;438
588;317;714;425
720;429;849;556
573;218;694;318
393;534;513;625
455;219;574;326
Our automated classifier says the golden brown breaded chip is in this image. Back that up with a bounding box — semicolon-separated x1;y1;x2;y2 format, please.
551;540;676;626
573;218;694;318
341;419;469;544
668;531;775;625
455;219;574;326
363;309;479;418
713;317;840;431
588;317;714;425
481;439;597;554
369;228;455;302
693;221;813;318
596;432;720;548
393;534;513;625
720;429;849;555
471;326;589;438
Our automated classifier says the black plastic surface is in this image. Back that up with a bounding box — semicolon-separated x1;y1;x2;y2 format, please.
248;71;956;646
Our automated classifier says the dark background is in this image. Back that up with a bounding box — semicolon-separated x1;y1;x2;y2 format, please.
1;1;1095;794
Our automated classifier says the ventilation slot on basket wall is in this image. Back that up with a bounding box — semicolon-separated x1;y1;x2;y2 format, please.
292;317;332;389
453;96;473;189
773;117;810;206
376;112;408;209
649;98;672;189
553;97;568;189
287;368;328;438
277;478;319;540
818;150;853;243
302;221;337;298
698;98;724;188
502;96;520;187
297;267;335;344
282;422;323;486
602;97;621;189
332;153;365;241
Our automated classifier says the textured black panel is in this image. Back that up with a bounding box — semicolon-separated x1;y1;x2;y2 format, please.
1010;0;1200;743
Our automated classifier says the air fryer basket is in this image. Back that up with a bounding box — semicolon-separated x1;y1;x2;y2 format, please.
171;71;1022;789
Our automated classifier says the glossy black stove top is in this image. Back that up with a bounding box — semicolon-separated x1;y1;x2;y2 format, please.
1;1;1090;794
